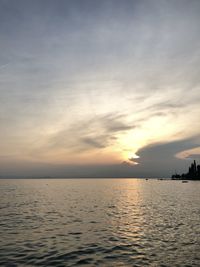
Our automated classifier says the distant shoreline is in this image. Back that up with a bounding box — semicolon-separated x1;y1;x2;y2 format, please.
171;160;200;180
0;177;200;180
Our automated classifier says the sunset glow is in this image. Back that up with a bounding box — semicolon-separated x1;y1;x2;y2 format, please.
0;0;200;177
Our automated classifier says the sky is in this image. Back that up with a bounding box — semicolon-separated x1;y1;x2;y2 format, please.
0;0;200;178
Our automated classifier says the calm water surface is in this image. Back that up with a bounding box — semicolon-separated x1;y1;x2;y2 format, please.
0;179;200;267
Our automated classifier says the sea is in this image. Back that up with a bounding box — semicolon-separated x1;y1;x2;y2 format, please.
0;178;200;267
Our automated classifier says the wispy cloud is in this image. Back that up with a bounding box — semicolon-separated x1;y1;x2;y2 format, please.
0;0;200;175
45;113;135;153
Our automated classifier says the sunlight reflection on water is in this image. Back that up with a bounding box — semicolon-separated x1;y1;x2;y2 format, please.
0;179;200;266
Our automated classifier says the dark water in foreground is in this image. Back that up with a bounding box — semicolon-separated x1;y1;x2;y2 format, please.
0;179;200;267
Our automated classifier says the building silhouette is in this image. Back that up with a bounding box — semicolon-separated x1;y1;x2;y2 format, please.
172;160;200;180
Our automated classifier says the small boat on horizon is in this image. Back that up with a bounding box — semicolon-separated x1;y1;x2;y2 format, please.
182;180;188;183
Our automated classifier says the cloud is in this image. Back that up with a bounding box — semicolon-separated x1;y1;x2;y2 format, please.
101;113;135;132
137;136;200;161
128;157;138;165
1;0;200;176
185;154;200;160
133;135;200;176
80;136;106;149
1;135;200;178
33;112;136;158
176;146;200;160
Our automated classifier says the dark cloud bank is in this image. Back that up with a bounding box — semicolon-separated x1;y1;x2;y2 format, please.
1;136;199;178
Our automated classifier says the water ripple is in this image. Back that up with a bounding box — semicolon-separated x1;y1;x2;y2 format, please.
0;179;200;266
